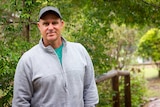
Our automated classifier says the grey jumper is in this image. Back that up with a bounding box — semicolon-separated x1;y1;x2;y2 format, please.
12;38;99;107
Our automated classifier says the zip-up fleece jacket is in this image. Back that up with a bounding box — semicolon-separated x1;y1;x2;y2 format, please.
12;37;99;107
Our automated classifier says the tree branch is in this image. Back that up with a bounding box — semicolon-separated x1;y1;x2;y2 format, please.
142;0;160;9
0;21;37;25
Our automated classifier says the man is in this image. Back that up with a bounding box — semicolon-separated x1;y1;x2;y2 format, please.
12;6;99;107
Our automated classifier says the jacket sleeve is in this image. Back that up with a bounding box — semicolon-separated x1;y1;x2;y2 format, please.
12;54;33;107
80;45;99;107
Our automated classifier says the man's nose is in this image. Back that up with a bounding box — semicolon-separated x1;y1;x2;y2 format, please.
48;23;54;29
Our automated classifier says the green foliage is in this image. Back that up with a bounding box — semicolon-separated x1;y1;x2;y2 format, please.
0;36;35;106
97;80;113;107
62;0;115;75
143;0;160;6
137;28;160;77
97;71;146;107
130;71;147;107
137;28;160;61
107;23;138;69
0;42;15;106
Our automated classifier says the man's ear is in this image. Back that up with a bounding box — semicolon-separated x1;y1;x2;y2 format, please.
61;20;65;27
37;22;40;29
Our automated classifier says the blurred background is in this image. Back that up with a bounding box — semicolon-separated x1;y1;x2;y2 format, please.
0;0;159;106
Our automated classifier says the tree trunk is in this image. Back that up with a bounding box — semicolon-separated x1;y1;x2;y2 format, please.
25;24;30;42
22;0;30;42
155;62;160;78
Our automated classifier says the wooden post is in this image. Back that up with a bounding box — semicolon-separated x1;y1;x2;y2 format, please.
124;75;131;107
96;70;131;107
112;76;120;107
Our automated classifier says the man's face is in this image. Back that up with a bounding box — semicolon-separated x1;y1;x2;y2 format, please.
37;12;64;47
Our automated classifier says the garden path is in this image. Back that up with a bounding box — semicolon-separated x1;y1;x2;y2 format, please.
143;78;160;107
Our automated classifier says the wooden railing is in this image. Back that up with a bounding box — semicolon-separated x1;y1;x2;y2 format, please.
96;70;131;107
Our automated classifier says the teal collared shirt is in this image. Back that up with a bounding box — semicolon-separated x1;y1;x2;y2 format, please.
54;43;63;64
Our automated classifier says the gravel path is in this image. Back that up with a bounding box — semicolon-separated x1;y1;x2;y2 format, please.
144;99;160;107
143;78;160;107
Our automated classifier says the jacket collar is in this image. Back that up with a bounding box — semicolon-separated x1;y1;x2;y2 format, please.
39;36;67;53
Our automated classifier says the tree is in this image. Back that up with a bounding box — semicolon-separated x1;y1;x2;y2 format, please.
137;28;160;77
0;0;160;106
107;23;138;70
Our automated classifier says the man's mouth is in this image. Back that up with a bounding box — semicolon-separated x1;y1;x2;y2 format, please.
47;32;56;35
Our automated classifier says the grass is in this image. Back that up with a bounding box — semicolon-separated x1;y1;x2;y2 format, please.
144;68;158;79
141;66;158;79
145;79;160;98
140;66;160;99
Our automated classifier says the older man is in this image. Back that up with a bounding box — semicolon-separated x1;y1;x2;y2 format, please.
12;6;99;107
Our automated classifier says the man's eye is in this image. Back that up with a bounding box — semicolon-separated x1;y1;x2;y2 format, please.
43;23;49;26
52;22;58;25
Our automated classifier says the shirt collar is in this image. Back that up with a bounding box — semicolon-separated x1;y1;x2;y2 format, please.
39;36;67;53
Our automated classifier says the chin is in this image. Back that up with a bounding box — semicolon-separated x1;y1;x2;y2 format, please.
47;37;57;42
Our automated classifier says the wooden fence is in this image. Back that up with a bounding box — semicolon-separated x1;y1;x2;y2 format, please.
96;70;131;107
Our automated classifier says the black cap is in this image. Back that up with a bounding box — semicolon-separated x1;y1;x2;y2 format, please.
39;6;62;20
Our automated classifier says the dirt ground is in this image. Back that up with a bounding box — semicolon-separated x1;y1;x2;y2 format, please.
143;78;160;107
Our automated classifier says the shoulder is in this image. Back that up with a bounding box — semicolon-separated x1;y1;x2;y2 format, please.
67;41;85;49
67;41;87;51
66;41;89;57
62;37;86;51
25;44;40;55
20;44;40;62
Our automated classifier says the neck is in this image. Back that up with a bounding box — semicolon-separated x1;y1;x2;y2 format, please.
51;40;62;49
42;37;62;49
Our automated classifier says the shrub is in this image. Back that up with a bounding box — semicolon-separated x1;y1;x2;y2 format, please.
0;36;34;106
96;70;146;107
